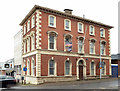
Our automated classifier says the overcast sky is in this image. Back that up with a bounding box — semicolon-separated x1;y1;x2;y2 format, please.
0;0;118;62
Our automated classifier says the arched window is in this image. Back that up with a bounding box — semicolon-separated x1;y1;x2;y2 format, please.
90;39;96;54
65;61;71;75
27;20;30;32
101;41;106;55
65;34;72;52
100;28;105;37
31;34;35;50
32;15;35;28
78;22;84;33
49;60;55;75
48;15;56;28
101;62;106;75
27;60;30;75
24;24;26;35
27;37;30;52
48;31;57;50
89;25;95;35
31;58;35;76
78;37;84;53
24;40;26;53
64;19;71;31
90;62;95;76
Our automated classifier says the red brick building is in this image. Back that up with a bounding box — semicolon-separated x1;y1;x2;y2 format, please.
20;5;113;84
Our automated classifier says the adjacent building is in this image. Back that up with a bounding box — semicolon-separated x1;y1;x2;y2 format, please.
19;5;113;84
14;30;22;80
0;59;15;76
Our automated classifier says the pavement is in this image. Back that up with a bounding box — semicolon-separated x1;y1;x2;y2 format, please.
12;78;119;89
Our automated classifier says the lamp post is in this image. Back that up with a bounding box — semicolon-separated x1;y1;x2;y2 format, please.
100;40;102;79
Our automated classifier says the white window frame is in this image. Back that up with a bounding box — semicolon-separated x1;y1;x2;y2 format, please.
64;60;72;76
64;19;71;31
64;34;72;52
89;40;96;54
101;62;106;75
24;24;26;35
48;15;56;28
31;34;35;51
89;25;95;35
90;61;96;76
100;41;106;55
31;15;35;28
48;59;57;76
78;22;84;33
78;37;84;54
27;59;30;76
27;37;30;52
100;28;105;38
27;20;30;32
48;31;57;50
23;40;26;54
31;58;35;76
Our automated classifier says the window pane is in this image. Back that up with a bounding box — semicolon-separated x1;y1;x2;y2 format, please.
65;61;70;75
100;29;104;37
50;16;54;26
90;26;93;34
79;39;83;52
49;60;55;75
49;35;54;49
65;20;69;29
91;62;94;75
90;42;94;53
79;23;82;32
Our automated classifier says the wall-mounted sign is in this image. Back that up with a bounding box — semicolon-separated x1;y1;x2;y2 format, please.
23;67;27;71
4;64;9;68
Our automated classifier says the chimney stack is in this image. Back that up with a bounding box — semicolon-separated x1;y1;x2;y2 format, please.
64;9;73;14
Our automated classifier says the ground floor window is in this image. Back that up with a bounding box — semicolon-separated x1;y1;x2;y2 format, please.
65;61;71;75
49;60;55;75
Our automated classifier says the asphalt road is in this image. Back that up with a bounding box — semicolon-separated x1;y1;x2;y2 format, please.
1;78;120;91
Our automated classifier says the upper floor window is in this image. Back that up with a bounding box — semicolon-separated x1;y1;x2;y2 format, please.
27;37;30;52
27;20;30;32
100;28;105;37
90;39;96;54
78;22;84;33
32;15;35;28
24;24;26;35
48;31;58;50
89;25;95;35
23;40;26;54
100;41;106;55
31;34;35;51
64;34;72;52
64;19;71;31
48;15;56;28
78;37;84;53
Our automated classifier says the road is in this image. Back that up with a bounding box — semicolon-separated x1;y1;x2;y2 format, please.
1;78;120;91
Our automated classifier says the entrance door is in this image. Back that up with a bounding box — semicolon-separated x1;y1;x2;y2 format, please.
79;65;83;80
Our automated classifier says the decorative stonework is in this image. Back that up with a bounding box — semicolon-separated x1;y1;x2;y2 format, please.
36;53;41;77
108;30;111;56
36;10;42;49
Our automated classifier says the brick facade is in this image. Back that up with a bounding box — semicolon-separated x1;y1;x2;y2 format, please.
20;5;113;84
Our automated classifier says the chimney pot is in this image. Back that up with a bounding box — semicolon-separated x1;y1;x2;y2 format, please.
64;9;73;14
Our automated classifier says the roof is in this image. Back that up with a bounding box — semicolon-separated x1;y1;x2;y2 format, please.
111;54;120;60
19;5;113;29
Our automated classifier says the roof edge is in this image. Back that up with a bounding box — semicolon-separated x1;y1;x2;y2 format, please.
19;5;113;29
